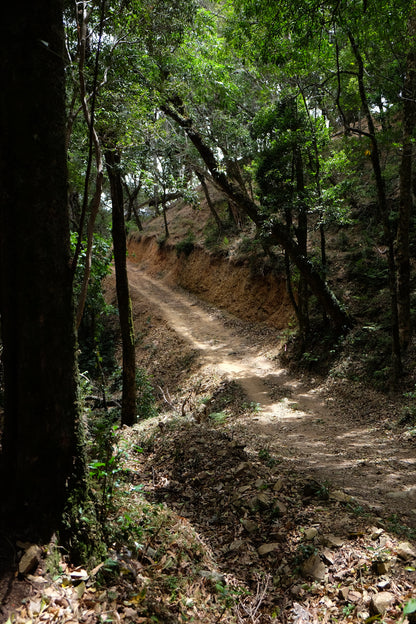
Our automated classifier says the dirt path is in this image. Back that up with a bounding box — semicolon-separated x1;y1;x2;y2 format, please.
128;264;416;527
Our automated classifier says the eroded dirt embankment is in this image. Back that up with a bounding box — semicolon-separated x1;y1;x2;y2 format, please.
127;233;293;329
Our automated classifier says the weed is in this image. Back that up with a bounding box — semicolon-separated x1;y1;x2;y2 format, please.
294;542;317;565
402;598;416;621
346;502;372;519
175;232;195;257
316;480;330;500
214;581;242;608
385;514;416;540
301;351;319;365
242;401;262;414
89;423;124;522
209;411;228;423
258;448;277;467
400;385;416;427
136;368;158;420
342;603;355;617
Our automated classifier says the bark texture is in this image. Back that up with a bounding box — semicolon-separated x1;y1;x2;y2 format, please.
0;1;86;536
104;148;137;426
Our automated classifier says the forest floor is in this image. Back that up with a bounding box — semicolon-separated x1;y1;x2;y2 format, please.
4;256;416;623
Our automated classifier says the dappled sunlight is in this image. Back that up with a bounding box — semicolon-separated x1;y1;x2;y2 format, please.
127;266;416;526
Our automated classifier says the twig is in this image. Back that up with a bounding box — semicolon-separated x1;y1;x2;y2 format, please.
158;385;176;410
237;573;271;623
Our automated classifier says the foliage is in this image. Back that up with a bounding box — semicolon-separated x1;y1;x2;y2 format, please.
175;231;195;257
402;598;416;619
70;233;116;376
136;368;158;420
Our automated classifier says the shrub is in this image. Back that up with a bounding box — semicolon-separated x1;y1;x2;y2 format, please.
175;231;195;257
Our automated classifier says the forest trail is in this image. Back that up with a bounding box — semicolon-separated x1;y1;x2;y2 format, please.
127;262;416;527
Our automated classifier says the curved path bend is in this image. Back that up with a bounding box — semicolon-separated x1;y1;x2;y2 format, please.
128;263;416;526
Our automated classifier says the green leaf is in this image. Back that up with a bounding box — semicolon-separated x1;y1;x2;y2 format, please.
403;598;416;615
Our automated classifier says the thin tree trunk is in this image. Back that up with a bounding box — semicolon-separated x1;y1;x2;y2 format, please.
397;20;416;349
295;148;310;337
72;0;105;328
162;192;170;238
348;30;402;381
104;147;137;426
195;170;224;231
132;202;144;230
122;180;144;230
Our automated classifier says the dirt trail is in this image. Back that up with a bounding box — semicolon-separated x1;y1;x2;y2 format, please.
128;263;416;527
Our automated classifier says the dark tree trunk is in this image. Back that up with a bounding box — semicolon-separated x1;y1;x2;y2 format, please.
122;180;143;231
348;30;402;382
195;170;224;231
294;149;310;337
104;148;137;426
162;196;170;238
397;40;416;349
0;1;88;539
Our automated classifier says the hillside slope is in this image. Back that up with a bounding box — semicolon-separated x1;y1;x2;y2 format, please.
127;184;296;329
127;233;293;329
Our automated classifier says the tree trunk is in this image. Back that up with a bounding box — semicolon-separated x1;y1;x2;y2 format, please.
397;33;416;349
72;1;105;327
294;148;310;337
195;170;224;231
122;180;143;231
0;0;89;539
162;196;170;238
348;30;402;381
104;147;137;426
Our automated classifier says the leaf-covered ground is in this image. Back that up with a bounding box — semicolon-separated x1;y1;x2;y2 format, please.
3;406;416;623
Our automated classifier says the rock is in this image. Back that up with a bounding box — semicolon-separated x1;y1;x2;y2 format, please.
348;590;362;603
304;528;318;541
274;500;287;515
234;462;252;476
257;543;280;556
370;527;384;540
377;579;391;590
372;559;390;575
228;539;245;552
370;591;395;615
273;478;284;492
241;518;258;533
330;490;353;503
321;534;344;548
249;491;271;510
321;548;335;565
338;587;349;601
396;541;416;561
303;479;325;498
301;554;326;581
18;545;42;575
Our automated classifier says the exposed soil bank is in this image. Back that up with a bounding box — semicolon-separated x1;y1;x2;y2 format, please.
127;233;293;329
